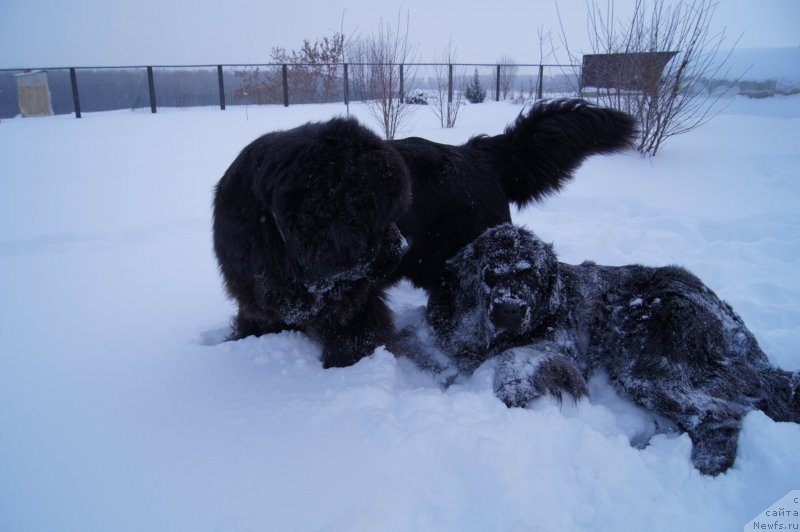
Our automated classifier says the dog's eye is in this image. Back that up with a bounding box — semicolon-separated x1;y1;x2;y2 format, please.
484;269;500;287
514;261;532;273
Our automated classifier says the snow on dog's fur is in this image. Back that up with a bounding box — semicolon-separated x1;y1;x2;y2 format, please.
428;224;800;475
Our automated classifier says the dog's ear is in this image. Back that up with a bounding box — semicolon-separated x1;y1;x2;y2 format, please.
446;233;490;295
525;238;562;317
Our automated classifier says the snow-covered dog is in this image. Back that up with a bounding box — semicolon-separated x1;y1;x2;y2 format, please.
427;224;800;475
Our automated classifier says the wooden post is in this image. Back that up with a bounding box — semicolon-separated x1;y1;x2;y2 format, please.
147;66;157;113
447;64;453;103
217;65;226;110
399;64;404;101
69;68;82;118
537;64;544;100
495;64;501;101
343;63;349;106
447;64;454;127
282;64;289;107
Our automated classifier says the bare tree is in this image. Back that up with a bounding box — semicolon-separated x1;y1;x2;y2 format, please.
234;66;282;105
233;32;345;105
558;0;738;156
271;34;346;103
429;39;465;128
497;55;518;100
348;11;417;140
535;26;566;99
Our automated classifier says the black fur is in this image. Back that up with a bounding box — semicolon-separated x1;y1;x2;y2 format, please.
391;99;638;290
213;118;411;367
430;224;800;475
213;100;636;367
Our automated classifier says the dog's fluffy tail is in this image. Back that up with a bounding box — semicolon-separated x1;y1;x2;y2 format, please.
758;368;800;424
469;99;637;208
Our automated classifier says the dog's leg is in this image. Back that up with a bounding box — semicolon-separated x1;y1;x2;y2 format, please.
687;414;742;476
494;341;587;408
316;290;395;368
390;325;460;387
687;368;798;475
229;309;293;340
425;278;457;341
755;368;800;424
646;387;744;475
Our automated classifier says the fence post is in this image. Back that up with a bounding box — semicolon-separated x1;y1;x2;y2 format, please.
448;64;453;103
495;64;500;102
537;64;544;100
282;64;289;107
69;68;82;118
343;63;349;106
217;65;226;110
147;66;157;113
399;64;404;101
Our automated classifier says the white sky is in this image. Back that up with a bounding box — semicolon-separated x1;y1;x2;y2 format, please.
1;0;798;68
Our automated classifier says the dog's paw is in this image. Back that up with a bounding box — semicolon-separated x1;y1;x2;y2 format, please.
688;416;742;476
392;326;458;375
494;345;587;407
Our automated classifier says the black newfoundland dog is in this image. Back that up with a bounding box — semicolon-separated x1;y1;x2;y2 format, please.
427;224;800;475
213;99;637;367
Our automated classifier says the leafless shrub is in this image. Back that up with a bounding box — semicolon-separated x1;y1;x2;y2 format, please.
497;55;518;101
233;33;345;105
559;0;739;156
429;40;465;128
348;11;418;140
271;34;345;103
234;66;281;104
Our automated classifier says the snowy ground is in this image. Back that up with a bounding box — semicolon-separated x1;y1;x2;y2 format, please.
1;96;799;532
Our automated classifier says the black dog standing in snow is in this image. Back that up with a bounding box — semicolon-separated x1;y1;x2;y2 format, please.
428;224;800;475
213;100;636;368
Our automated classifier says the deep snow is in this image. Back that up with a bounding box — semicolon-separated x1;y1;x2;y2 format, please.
1;96;799;532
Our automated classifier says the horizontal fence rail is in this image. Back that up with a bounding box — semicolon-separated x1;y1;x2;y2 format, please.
0;62;582;119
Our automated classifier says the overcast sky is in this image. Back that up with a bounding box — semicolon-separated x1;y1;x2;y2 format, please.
1;0;798;68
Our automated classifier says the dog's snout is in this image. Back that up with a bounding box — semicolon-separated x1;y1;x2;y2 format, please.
491;301;527;332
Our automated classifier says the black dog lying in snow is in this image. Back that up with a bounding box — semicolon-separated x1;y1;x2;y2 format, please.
425;224;799;475
213;100;636;367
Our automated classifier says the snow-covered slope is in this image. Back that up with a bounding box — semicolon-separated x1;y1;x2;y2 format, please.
1;97;799;531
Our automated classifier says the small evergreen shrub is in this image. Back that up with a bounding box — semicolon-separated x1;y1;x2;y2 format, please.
465;69;486;104
405;90;429;105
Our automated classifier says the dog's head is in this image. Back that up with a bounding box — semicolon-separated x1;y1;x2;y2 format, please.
267;118;412;284
434;224;560;368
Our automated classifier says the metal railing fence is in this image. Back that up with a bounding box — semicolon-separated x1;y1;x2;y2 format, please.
0;62;581;119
